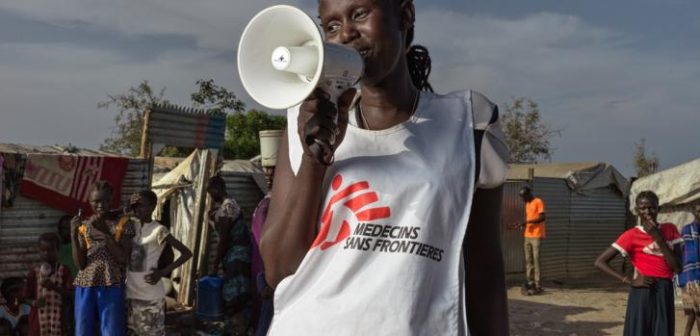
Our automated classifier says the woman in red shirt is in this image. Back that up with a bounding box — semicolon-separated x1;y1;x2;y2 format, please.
594;190;682;335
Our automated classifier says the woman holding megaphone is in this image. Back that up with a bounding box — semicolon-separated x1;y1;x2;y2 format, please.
258;0;509;335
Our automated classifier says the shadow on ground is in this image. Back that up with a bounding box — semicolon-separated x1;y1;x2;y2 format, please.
509;298;623;336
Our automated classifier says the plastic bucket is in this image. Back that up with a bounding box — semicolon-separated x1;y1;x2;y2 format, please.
196;276;224;320
259;130;284;167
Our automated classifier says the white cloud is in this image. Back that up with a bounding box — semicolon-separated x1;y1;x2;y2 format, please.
414;10;700;175
0;3;698;176
0;0;313;50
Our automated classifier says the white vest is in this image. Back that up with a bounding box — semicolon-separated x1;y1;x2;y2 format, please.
270;90;487;336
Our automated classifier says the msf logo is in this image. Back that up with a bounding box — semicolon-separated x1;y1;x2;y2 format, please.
310;174;391;251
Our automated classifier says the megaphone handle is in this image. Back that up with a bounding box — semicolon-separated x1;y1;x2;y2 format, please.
306;80;354;165
307;135;334;166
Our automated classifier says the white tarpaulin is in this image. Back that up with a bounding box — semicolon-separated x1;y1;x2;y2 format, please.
630;158;700;226
152;149;216;305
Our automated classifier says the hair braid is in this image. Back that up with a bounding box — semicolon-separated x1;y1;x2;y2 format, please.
91;180;114;196
405;27;433;92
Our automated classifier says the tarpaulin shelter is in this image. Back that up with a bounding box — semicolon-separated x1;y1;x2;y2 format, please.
630;158;700;227
151;151;265;305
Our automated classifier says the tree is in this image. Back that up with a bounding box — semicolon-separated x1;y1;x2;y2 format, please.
99;81;167;156
633;138;659;177
190;79;246;114
501;97;559;163
224;109;286;160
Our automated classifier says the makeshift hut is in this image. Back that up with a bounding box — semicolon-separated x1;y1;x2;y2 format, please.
151;152;265;305
630;158;700;228
0;143;149;279
502;162;630;281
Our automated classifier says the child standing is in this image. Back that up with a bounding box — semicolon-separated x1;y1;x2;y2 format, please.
24;233;73;336
679;203;700;336
595;190;682;335
126;190;192;336
71;181;135;336
0;277;31;335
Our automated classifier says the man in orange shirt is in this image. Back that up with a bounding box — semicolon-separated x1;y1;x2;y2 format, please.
518;186;546;295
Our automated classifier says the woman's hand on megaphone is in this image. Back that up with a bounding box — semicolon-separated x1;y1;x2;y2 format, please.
299;88;356;165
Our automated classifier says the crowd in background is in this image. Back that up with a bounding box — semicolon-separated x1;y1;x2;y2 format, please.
0;169;275;336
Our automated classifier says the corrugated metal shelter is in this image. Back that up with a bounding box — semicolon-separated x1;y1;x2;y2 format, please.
502;162;629;281
0;144;149;279
630;157;700;228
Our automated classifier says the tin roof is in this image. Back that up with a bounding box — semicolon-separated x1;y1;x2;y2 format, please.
0;143;132;157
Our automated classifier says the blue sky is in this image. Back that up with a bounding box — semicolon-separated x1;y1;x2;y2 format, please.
0;0;698;176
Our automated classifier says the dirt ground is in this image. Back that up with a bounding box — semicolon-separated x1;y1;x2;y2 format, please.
508;280;690;336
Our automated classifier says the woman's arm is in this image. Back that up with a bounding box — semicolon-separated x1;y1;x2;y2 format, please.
146;234;193;285
260;133;328;288
260;90;356;288
161;235;193;275
594;247;629;283
465;186;508;336
211;217;233;276
70;217;87;270
103;226;131;265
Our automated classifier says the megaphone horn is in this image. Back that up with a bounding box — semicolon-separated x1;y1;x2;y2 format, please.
237;5;363;164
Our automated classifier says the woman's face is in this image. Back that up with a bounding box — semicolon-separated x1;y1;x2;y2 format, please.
39;240;58;263
636;197;659;222
89;189;112;217
132;198;156;222
318;0;411;85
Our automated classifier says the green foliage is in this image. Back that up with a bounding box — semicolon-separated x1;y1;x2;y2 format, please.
190;79;246;114
99;81;167;156
633;138;659;178
501;97;559;163
224;110;286;160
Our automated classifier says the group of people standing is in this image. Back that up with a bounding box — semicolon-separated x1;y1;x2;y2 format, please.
0;182;193;336
516;186;700;336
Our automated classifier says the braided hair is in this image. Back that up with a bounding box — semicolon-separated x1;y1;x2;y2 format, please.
405;26;433;93
91;180;114;197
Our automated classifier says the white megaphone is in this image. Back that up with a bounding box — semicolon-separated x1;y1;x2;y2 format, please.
237;5;363;163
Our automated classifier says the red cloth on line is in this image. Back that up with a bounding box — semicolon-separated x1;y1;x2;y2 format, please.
20;154;129;216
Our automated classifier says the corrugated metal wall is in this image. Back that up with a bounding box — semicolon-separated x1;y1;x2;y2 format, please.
0;159;149;279
148;105;226;150
569;187;626;278
501;178;626;282
533;178;571;280
501;181;527;275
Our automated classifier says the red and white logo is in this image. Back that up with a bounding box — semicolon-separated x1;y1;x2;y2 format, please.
310;174;391;251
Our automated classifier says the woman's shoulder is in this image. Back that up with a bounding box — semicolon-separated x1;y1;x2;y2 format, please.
659;223;680;234
431;89;498;123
